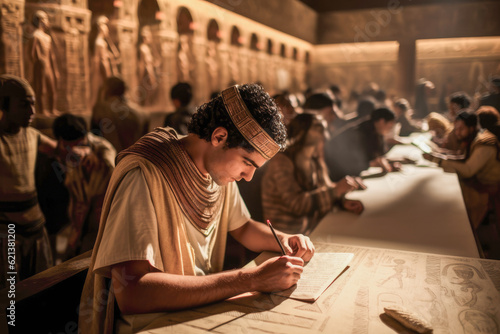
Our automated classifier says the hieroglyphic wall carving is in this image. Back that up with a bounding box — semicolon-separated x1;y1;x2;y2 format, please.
1;0;312;114
0;0;25;77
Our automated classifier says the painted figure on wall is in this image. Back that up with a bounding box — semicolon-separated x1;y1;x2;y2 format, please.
177;34;194;84
90;16;121;107
138;26;159;106
205;40;220;95
30;10;59;116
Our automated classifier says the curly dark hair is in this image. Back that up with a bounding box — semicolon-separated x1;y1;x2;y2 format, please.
187;84;287;153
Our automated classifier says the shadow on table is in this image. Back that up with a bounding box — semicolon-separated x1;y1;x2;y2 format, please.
139;291;288;332
380;313;420;333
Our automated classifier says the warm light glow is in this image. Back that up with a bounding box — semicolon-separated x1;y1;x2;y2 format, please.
155;11;165;20
314;41;399;64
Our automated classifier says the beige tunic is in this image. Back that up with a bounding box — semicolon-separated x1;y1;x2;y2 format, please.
93;167;249;333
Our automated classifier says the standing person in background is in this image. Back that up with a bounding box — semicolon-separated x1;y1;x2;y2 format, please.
262;113;364;235
91;77;149;153
479;76;500;112
0;75;57;287
164;82;195;135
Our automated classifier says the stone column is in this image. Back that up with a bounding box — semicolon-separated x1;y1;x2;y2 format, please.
0;0;25;77
397;38;416;101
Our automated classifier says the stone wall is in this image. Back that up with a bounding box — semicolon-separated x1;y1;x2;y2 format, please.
0;0;313;116
311;1;500;102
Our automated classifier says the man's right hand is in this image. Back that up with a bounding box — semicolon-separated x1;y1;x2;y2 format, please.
249;256;304;293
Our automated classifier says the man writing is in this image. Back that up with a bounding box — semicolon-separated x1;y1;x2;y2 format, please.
79;84;314;333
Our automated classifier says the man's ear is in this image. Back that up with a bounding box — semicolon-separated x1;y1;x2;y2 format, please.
211;126;228;147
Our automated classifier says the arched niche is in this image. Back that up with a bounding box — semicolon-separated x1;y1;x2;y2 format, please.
88;2;115;21
250;33;260;51
292;47;298;61
177;7;194;35
267;39;274;55
230;26;242;47
207;19;220;42
305;51;310;64
280;43;286;58
138;0;161;27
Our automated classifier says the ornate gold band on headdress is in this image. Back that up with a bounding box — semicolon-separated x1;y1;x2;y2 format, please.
221;86;280;160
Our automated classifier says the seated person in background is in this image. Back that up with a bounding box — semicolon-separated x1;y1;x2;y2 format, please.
424;110;500;228
348;96;376;124
479;76;500;112
79;84;314;333
447;91;472;122
393;98;421;137
476;106;500;139
0;75;57;287
303;92;346;133
273;93;297;126
324;107;399;181
374;89;393;109
445;110;477;154
163;82;195;135
413;78;435;119
357;107;400;172
384;98;422;147
328;84;344;113
427;112;453;147
91;77;149;153
262;113;364;235
53;114;116;256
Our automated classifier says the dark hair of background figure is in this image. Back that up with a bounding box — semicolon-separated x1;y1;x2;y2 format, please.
477;106;500;142
285;112;317;158
188;83;287;153
371;107;396;122
450;91;472;109
171;82;193;107
53;114;88;141
356;97;376;118
455;110;478;128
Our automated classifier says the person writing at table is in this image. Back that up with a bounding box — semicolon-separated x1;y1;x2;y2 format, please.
424;109;500;229
79;84;315;334
262;112;364;235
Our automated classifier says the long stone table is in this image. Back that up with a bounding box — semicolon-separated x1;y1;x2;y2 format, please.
310;145;479;258
131;242;500;334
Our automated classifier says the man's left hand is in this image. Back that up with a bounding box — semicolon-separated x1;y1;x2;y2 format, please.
281;234;315;262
